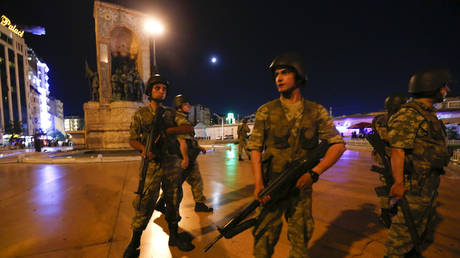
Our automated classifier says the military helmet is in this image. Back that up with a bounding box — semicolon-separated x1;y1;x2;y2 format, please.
408;67;453;94
269;52;308;86
173;94;190;109
384;93;408;116
145;74;170;97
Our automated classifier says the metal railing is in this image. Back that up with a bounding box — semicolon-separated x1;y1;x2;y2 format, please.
344;139;371;147
345;139;460;164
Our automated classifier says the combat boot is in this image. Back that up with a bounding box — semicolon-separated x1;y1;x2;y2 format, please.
379;208;392;228
404;248;422;258
123;230;142;258
239;156;243;161
155;197;167;214
168;224;195;251
195;202;213;212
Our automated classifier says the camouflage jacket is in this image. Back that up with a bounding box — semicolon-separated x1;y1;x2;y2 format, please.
175;111;194;140
175;111;200;161
129;104;178;159
237;123;250;139
247;98;343;173
388;99;449;175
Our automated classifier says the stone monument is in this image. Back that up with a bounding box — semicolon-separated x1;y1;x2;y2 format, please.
84;1;151;149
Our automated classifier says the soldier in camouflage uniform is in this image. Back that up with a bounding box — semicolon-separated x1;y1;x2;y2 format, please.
238;118;251;161
371;93;408;228
247;52;346;258
123;75;194;258
156;94;213;213
385;68;453;258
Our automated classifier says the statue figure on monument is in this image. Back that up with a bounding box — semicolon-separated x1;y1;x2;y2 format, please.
85;60;99;101
133;70;144;101
120;65;129;100
126;66;135;100
111;68;122;101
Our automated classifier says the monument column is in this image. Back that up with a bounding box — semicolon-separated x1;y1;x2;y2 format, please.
83;1;152;149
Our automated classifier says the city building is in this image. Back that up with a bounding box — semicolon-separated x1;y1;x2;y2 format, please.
48;96;64;135
188;104;211;125
194;122;254;140
0;14;29;136
332;97;460;137
27;47;48;135
64;116;84;131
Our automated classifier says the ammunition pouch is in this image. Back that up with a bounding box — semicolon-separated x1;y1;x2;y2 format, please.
187;139;201;161
300;128;319;150
166;137;181;156
273;134;290;149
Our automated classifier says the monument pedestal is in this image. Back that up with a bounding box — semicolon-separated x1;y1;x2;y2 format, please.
84;101;144;149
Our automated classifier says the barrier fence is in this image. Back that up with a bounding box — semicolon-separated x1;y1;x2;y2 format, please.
345;139;460;163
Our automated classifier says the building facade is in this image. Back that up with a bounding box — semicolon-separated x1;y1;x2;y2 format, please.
27;48;51;135
64;116;84;131
188;104;211;125
0;14;29;135
48;96;64;134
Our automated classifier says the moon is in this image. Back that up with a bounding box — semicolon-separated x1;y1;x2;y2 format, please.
210;56;217;64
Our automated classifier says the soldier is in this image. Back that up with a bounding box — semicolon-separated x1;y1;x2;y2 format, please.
157;94;213;213
247;52;346;258
385;68;453;257
237;118;251;161
123;74;194;258
371;93;408;228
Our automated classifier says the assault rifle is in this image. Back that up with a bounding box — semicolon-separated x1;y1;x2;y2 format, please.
366;132;421;251
135;107;194;208
204;141;330;252
135;107;165;208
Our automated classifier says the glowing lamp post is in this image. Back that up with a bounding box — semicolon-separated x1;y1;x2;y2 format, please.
144;18;164;75
213;113;224;140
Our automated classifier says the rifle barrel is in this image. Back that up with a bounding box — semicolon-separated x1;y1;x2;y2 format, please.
204;234;223;252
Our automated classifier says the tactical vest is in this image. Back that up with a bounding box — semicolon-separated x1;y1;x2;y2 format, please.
263;99;320;173
176;111;201;161
403;101;450;175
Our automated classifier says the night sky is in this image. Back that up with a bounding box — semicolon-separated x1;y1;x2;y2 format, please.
2;0;459;117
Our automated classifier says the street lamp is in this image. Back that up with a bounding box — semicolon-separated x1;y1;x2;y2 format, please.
144;18;164;75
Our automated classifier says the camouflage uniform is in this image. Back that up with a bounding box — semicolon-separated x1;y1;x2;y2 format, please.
385;99;450;257
174;111;207;203
371;114;391;210
129;104;182;230
238;122;251;160
248;97;343;258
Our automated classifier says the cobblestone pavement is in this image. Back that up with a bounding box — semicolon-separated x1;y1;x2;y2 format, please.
0;144;459;257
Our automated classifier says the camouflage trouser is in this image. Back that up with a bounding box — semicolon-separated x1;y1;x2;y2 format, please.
131;158;182;230
384;174;440;257
238;138;251;159
182;161;206;203
160;158;183;225
253;189;313;258
131;161;163;230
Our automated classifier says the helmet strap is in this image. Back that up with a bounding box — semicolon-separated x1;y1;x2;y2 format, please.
152;97;163;103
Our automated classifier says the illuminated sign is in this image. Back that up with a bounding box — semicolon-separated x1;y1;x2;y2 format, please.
226;113;235;124
1;15;24;37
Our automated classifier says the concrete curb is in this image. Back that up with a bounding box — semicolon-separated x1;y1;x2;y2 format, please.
22;156;141;164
